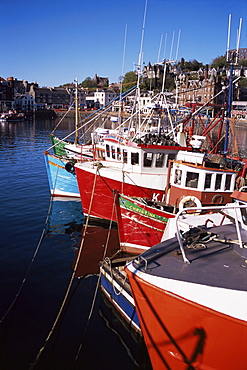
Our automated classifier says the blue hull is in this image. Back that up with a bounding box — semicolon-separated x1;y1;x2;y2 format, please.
44;152;80;197
100;263;141;334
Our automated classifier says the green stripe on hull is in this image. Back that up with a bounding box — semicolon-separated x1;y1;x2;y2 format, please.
50;134;68;157
119;196;169;222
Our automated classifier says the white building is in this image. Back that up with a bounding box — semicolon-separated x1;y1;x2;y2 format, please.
94;89;116;107
14;94;35;111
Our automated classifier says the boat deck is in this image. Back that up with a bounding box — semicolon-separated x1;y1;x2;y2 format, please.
132;223;247;292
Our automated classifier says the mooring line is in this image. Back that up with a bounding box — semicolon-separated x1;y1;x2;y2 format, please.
29;164;99;369
73;183;117;368
0;194;54;325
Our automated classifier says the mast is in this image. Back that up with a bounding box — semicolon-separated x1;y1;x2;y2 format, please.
75;78;79;145
224;16;242;153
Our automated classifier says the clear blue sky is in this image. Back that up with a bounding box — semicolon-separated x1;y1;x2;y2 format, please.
1;0;246;87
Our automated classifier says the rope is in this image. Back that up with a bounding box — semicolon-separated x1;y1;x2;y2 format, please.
124;172;156;198
208;134;225;154
73;178;117;367
107;257;128;297
0;195;54;325
29;163;104;368
51;105;74;133
47;86;138;152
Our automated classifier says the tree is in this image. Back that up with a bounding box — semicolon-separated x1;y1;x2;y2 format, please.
238;77;247;88
211;56;228;69
80;77;96;89
122;71;137;92
183;59;203;71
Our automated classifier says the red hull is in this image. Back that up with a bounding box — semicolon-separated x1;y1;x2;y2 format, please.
127;271;247;370
75;166;166;221
116;194;174;253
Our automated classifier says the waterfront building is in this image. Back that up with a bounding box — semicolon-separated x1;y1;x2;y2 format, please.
0;77;13;111
14;94;35;112
94;89;116;108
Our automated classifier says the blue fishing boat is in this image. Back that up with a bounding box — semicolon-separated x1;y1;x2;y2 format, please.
44;80;93;197
44;153;80;197
100;257;142;335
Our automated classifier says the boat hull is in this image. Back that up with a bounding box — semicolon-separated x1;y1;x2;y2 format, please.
100;262;141;334
126;266;247;370
116;194;174;254
75;164;167;222
44;152;80;197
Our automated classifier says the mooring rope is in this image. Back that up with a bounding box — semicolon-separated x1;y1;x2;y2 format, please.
73;183;117;368
0;151;62;325
0;194;54;325
51;105;74;133
29;163;100;369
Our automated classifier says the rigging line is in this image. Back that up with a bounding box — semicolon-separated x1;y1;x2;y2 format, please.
73;176;117;367
78;112;109;142
29;165;99;370
124;172;157;198
46;103;113;152
98;308;140;367
0;194;54;325
51;104;74;133
44;279;82;369
47;85;138;152
208;134;225;154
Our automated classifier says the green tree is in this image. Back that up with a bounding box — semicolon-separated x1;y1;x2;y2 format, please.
238;77;247;88
183;59;203;71
211;56;228;69
80;77;96;89
122;71;137;92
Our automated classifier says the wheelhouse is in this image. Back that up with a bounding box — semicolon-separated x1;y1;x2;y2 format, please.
94;133;185;175
168;151;238;206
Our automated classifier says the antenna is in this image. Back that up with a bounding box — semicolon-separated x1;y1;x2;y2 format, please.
226;14;242;64
157;34;163;63
137;0;148;75
163;32;168;59
224;15;242;153
175;30;181;62
169;31;175;61
235;17;242;64
226;14;231;62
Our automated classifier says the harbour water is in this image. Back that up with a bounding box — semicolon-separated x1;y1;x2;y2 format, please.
0;117;246;370
0;118;150;370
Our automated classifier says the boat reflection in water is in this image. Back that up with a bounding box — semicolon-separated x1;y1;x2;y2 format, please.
47;197;152;368
47;196;84;235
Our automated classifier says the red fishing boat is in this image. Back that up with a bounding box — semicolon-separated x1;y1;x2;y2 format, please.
125;192;247;370
114;191;175;254
75;132;188;222
112;146;244;254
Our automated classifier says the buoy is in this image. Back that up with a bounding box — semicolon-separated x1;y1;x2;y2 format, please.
212;194;224;204
179;196;202;212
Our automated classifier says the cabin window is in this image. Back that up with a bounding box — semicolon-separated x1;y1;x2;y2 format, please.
204;173;212;189
123;149;127;164
116;147;121;160
174;169;182;185
111;146;115;159
225;174;231;190
143;152;153;167
186;172;199;188
166;153;176;167
131;152;139;165
106;144;110;158
215;174;222;190
155;153;165;167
